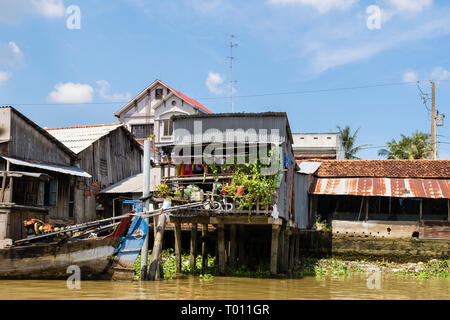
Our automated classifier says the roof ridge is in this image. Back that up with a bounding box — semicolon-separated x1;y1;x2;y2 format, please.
45;122;122;130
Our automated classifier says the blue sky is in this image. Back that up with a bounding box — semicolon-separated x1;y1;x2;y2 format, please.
1;0;450;158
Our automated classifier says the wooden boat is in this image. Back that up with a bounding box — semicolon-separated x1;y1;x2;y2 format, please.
0;216;132;280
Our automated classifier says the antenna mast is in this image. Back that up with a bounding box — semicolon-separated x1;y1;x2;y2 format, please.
228;34;237;112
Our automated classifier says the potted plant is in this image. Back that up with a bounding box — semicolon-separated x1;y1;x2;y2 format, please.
156;184;173;199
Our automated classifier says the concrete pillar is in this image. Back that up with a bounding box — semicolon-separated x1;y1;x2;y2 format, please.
270;224;280;275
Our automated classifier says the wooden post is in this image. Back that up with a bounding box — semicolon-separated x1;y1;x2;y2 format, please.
365;198;369;221
201;224;208;272
277;226;285;272
283;228;290;273
270;224;280;275
288;230;295;274
174;222;182;274
228;224;237;267
217;224;226;275
238;225;246;266
189;223;197;273
419;199;423;221
148;213;167;281
448;199;450;221
294;233;299;268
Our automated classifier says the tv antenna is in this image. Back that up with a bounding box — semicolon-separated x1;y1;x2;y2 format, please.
228;34;238;112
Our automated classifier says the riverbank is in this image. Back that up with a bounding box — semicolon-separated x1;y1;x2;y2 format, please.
133;250;450;280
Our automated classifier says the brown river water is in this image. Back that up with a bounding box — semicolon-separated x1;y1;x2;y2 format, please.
0;275;448;300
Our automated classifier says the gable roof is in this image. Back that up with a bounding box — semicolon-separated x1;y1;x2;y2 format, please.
114;79;213;117
313;159;450;179
46;123;124;154
1;106;77;159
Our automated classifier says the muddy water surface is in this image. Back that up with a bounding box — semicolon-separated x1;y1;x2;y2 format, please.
0;275;448;300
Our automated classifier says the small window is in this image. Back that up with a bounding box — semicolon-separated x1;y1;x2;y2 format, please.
100;159;108;177
155;88;163;100
313;137;318;140
48;180;58;206
171;100;177;106
327;137;332;140
131;124;154;139
163;119;173;136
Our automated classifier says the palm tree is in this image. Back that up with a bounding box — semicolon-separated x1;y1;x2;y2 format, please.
378;131;432;159
337;126;368;159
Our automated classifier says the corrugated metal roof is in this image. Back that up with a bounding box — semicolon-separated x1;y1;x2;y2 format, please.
46;123;122;154
0;171;52;180
1;155;91;178
309;177;450;199
100;173;154;193
313;159;450;178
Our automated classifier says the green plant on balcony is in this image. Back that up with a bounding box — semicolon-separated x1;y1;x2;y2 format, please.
156;184;173;199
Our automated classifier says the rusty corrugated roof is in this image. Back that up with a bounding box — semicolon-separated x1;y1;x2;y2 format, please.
314;159;450;179
309;177;450;199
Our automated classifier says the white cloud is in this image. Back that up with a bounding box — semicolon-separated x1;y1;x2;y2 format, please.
96;80;131;101
0;0;65;24
402;70;418;82
48;82;94;104
267;0;359;14
431;67;450;80
0;71;8;86
205;72;226;95
387;0;432;13
0;41;24;67
31;0;65;18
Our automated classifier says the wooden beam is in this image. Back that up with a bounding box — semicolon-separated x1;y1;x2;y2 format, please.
174;222;182;274
270;224;280;275
210;216;270;225
201;224;208;272
228;224;237;268
294;234;299;269
148;213;167;281
217;224;226;275
189;223;197;273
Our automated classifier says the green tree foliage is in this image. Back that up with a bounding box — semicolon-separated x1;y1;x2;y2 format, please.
337;126;368;159
378;131;432;159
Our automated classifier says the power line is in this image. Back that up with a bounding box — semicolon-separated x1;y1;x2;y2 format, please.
2;79;444;107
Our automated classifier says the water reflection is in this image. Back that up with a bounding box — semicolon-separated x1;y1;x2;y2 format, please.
0;275;448;300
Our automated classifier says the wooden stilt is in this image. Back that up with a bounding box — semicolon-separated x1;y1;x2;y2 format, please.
289;231;295;273
229;224;237;267
148;213;167;281
283;229;290;273
365;198;369;221
294;233;300;268
174;222;182;274
189;223;197;273
419;199;423;221
201;224;208;272
277;226;285;272
270;224;280;275
217;224;226;275
238;225;246;266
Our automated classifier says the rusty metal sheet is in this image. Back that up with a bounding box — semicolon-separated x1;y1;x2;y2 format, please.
309;177;450;199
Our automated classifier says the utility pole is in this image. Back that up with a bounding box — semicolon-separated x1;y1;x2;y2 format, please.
431;81;436;159
228;34;237;113
140;138;151;280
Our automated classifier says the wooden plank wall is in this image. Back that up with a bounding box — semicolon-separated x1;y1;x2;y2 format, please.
7;110;72;165
74;127;142;222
